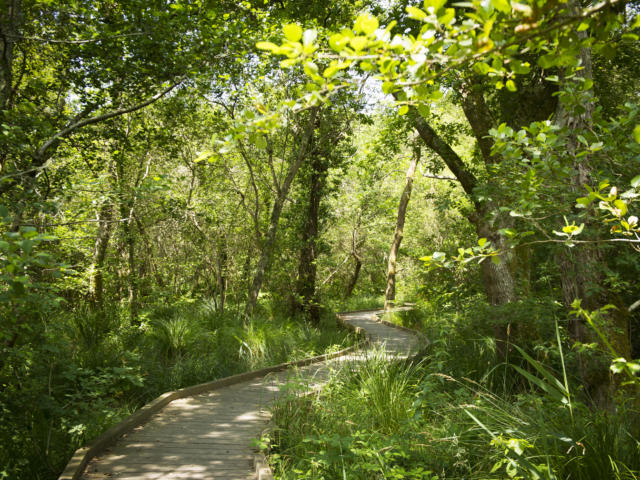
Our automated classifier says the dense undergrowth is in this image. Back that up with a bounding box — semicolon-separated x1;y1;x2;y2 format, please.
267;300;640;480
0;298;353;480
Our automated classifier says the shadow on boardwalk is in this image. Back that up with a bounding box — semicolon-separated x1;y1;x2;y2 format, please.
71;310;423;480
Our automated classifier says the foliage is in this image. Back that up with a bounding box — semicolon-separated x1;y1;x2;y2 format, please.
1;0;639;478
268;309;640;480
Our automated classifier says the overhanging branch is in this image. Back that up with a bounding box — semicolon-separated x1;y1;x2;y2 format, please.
35;80;183;161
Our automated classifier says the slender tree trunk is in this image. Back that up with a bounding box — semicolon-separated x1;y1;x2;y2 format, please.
0;0;21;173
385;145;419;310
89;201;114;311
0;0;19;113
245;195;286;318
244;108;317;318
134;214;164;288
345;223;362;299
471;207;518;359
294;154;324;324
123;207;138;322
408;106;518;360
115;153;140;324
216;236;228;314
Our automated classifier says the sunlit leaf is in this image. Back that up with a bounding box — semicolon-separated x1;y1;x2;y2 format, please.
283;23;303;42
354;13;379;35
407;6;428;21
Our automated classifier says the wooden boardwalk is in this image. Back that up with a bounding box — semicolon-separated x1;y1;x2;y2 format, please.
79;310;422;480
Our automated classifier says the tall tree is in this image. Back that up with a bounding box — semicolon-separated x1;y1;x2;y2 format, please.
244;107;318;318
385;141;420;310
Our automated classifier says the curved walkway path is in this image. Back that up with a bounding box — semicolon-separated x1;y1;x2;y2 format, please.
76;310;423;480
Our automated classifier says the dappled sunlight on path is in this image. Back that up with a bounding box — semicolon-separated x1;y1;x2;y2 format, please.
80;310;422;479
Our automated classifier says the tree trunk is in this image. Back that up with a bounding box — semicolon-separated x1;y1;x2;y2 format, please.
216;236;228;314
89;201;114;311
408;106;518;360
124;207;138;322
0;0;19;113
553;11;627;405
0;0;21;173
345;254;362;299
115;154;140;324
244;108;317;318
385;145;419;310
294;154;324;325
134;214;164;288
471;207;518;359
345;224;362;299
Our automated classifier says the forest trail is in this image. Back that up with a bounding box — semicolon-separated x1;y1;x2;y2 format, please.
78;310;422;480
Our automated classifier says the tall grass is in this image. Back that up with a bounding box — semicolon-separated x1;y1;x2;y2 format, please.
267;306;640;480
0;297;354;480
269;351;433;480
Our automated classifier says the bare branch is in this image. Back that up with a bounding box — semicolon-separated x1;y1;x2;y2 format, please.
5;32;146;44
35;80;183;161
419;164;459;182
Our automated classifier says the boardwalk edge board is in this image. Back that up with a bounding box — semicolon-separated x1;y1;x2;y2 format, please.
254;454;275;480
58;337;363;480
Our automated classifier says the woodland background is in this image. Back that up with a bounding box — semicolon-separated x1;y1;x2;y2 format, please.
1;0;640;478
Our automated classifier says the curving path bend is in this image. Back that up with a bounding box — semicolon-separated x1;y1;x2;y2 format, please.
78;310;422;480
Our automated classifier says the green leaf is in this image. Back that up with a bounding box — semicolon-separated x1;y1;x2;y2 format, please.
438;8;455;25
304;61;320;79
631;175;640;189
354;13;379;35
575;197;591;208
256;41;279;51
406;6;428;21
349;36;368;51
512;61;531;75
505;79;517;92
194;151;212;163
538;54;556;69
491;255;501;265
424;0;447;11
491;0;510;14
329;33;347;52
633;125;640;143
499;228;517;238
577;21;590;32
432;251;446;261
303;29;317;46
283;24;303;42
382;82;396;94
280;58;298;68
417;103;430;118
473;62;491;75
478;237;487;247
323;65;339;78
614;199;628;216
398;105;409;116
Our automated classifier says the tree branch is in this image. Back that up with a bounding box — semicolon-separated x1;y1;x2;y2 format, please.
34;80;183;161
